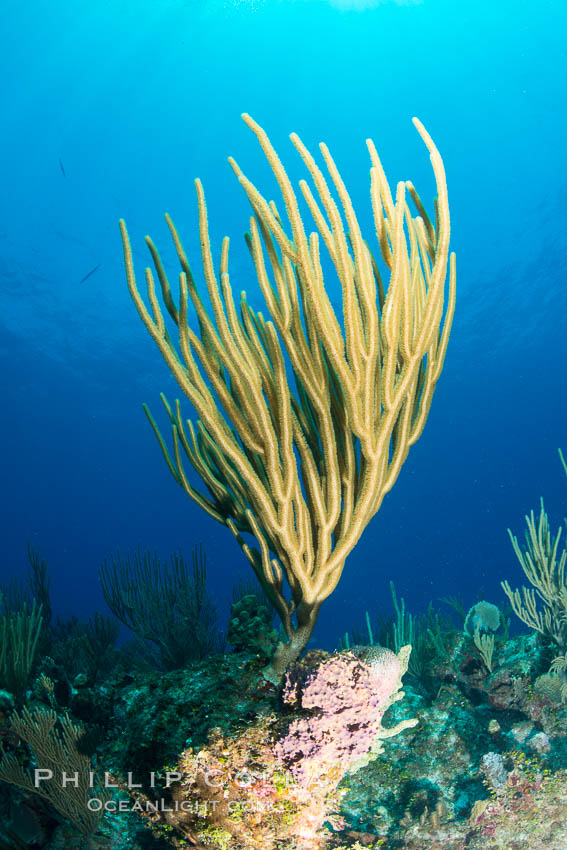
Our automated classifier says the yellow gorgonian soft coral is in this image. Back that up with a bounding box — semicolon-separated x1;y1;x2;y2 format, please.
121;115;455;680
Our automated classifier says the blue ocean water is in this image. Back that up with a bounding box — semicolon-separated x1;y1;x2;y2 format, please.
1;0;565;650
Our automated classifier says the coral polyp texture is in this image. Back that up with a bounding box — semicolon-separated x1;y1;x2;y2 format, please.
120;114;455;679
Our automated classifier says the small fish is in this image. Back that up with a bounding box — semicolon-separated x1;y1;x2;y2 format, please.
79;264;101;284
59;157;66;177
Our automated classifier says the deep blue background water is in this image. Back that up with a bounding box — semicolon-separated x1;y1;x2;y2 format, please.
1;0;566;650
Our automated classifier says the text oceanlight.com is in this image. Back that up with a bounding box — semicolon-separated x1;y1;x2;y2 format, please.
87;798;274;814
